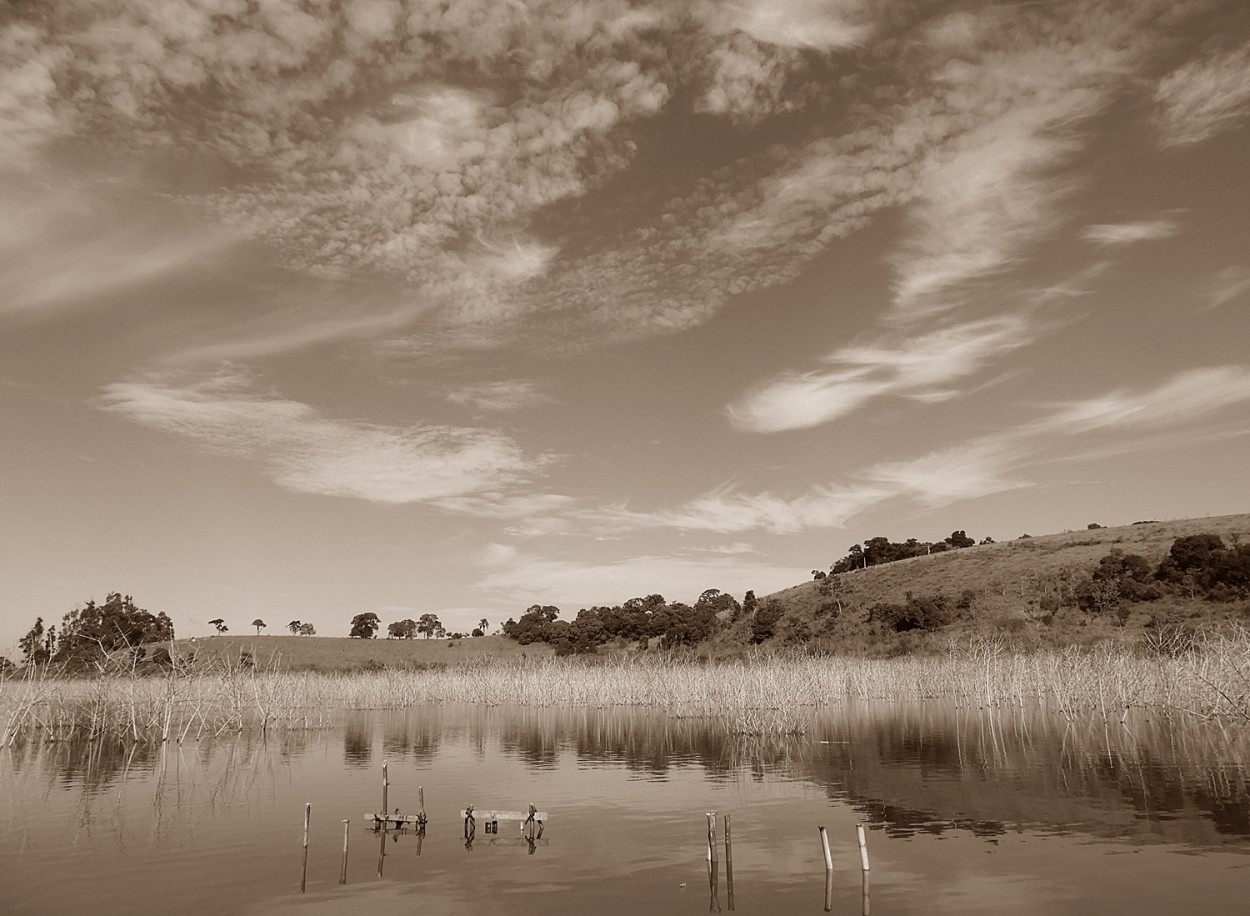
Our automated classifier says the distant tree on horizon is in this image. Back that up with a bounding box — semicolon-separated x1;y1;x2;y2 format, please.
348;612;380;639
209;618;228;635
288;620;301;635
252;618;266;636
417;613;442;639
298;622;316;636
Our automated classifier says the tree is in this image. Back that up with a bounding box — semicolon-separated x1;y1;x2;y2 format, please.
18;617;51;666
348;612;380;639
252;618;266;636
750;599;784;644
478;617;489;635
416;613;442;639
387;618;417;639
209;618;228;635
945;530;975;549
298;622;316;636
288;620;302;635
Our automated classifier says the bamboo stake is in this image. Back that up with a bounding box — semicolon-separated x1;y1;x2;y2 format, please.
381;761;388;817
818;825;833;871
301;804;311;893
861;871;871;916
339;819;350;884
824;869;834;913
706;812;718;866
724;814;734;911
856;824;870;873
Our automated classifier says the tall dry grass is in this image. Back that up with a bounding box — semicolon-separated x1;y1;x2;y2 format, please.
4;629;1250;745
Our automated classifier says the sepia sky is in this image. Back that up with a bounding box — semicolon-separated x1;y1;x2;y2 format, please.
3;0;1250;648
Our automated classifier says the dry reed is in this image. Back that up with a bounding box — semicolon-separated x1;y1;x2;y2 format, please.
4;629;1250;745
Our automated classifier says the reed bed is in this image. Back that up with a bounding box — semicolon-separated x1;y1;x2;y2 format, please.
4;630;1250;745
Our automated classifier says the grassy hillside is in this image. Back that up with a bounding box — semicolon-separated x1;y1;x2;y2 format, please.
171;633;553;673
743;513;1250;655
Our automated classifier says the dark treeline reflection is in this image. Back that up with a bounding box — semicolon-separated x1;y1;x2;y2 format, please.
802;703;1250;843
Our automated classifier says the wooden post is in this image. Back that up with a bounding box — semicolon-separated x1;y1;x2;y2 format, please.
818;825;833;871
724;814;734;911
861;871;871;916
339;819;350;884
419;786;425;817
706;812;718;865
856;824;870;873
824;869;834;913
301;803;310;893
381;762;388;818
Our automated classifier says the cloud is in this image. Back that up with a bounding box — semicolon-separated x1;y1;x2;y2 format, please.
1203;266;1250;312
0;179;233;317
727;315;1038;433
473;542;809;611
696;0;872;50
590;483;889;536
587;365;1250;536
1155;40;1250;148
99;370;553;505
1033;366;1250;436
1081;219;1179;245
446;380;554;413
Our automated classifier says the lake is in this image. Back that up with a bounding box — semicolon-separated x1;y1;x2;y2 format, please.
3;700;1248;914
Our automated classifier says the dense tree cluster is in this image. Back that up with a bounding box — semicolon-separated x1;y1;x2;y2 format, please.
830;531;980;573
502;589;742;655
19;593;174;671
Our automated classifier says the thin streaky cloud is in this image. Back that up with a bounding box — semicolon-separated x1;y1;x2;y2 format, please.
99;371;553;506
727;315;1038;433
473;543;810;612
1081;219;1180;245
446;380;554;413
1204;266;1250;312
1155;39;1250;148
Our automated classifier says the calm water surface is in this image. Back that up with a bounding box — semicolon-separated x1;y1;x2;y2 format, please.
3;701;1249;915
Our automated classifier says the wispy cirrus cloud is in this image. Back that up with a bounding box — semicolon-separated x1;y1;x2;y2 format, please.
1081;219;1179;245
589;365;1250;536
99;370;554;506
1155;39;1250;148
1204;266;1250;312
727;315;1038;433
473;542;809;610
446;380;554;413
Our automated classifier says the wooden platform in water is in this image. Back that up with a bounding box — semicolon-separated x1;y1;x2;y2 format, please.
459;809;548;822
366;813;427;828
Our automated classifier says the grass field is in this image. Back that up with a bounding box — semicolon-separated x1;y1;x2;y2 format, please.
175;633;555;673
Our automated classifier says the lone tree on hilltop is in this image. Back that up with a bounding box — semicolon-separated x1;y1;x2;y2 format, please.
209;618;228;635
252;618;266;635
349;612;380;639
288;620;302;635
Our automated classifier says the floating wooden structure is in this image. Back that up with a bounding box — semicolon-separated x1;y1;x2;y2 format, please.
365;811;428;829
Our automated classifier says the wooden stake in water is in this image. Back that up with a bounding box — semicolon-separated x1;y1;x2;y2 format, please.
339;819;350;885
301;803;311;893
381;761;388;818
724;814;735;912
824;869;834;913
419;786;425;818
706;812;718;866
861;870;871;916
856;824;870;873
818;825;833;872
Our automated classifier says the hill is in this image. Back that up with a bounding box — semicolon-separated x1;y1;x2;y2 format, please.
747;513;1250;654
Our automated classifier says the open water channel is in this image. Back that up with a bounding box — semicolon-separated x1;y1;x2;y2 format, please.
3;701;1248;915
